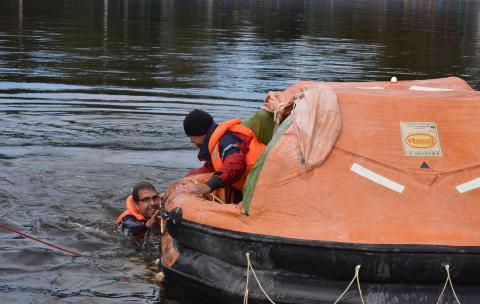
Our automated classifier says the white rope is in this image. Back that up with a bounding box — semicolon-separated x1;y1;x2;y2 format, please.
435;264;461;304
208;193;225;204
183;177;226;204
242;258;465;304
243;253;250;304
333;265;365;304
244;254;367;304
244;252;276;304
141;227;150;250
183;177;198;184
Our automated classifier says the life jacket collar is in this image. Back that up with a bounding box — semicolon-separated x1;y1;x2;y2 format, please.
115;195;146;225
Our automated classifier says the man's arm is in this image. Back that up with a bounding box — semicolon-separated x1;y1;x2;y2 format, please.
206;151;246;190
186;161;214;176
181;152;246;196
180;132;247;195
121;215;147;237
205;132;247;191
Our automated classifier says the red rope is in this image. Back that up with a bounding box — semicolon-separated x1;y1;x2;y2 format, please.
0;222;81;257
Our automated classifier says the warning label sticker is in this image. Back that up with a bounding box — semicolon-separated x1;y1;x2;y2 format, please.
400;122;442;157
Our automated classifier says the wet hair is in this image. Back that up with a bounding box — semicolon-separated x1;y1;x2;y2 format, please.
132;182;157;203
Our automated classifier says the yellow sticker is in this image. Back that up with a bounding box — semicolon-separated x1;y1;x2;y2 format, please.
400;122;442;157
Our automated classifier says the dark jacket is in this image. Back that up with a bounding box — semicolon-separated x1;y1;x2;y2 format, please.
120;216;160;239
187;122;248;190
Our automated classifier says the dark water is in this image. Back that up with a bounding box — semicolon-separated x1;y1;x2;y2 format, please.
0;0;479;303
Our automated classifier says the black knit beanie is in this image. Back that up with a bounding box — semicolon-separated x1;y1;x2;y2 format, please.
183;109;214;136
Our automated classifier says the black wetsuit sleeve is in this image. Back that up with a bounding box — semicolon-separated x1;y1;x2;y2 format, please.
121;215;147;237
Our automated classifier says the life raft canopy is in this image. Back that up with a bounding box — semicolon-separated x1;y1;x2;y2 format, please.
243;84;342;212
165;76;480;247
242;76;479;214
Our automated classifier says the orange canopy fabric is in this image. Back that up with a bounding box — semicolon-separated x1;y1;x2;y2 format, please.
166;77;480;247
291;85;341;172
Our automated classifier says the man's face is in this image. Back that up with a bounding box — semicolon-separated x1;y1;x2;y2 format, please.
136;188;159;219
189;135;206;148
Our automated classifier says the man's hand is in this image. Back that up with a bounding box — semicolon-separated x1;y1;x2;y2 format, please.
179;182;212;196
157;192;166;205
145;210;161;229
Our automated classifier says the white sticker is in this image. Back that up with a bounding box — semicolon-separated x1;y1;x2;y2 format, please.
356;86;385;90
409;85;454;92
350;163;405;193
456;177;480;193
400;122;442;157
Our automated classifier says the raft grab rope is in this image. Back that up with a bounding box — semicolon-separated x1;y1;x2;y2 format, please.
333;264;365;304
244;253;364;304
244;254;463;304
435;264;461;304
208;193;226;204
183;177;226;204
244;252;276;304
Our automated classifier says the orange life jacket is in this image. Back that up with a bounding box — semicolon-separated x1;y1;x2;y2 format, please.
208;118;265;191
115;195;145;225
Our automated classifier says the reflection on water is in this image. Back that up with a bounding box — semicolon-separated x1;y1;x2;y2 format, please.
0;0;479;303
2;0;479;90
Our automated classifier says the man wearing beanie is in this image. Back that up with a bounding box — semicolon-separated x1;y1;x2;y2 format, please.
182;109;265;200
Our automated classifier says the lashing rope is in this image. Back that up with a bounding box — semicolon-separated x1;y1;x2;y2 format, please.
208;193;225;204
182;177;226;204
183;177;198;185
243;253;250;304
435;264;461;304
333;265;365;304
244;252;276;304
244;253;364;304
243;258;464;304
141;227;150;250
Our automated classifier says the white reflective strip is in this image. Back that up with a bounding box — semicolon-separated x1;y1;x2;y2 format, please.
221;143;238;160
409;85;453;92
456;177;480;193
350;163;405;193
212;145;218;160
356;86;384;90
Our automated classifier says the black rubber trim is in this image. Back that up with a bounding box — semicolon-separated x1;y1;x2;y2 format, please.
177;218;480;254
162;244;480;304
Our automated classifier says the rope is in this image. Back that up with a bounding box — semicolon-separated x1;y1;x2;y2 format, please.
160;217;164;234
244;254;367;304
159;191;169;235
242;257;464;304
141;227;150;250
243;253;250;304
183;177;198;184
208;193;225;204
182;177;226;203
262;91;294;133
333;265;365;304
0;222;81;256
435;264;461;304
244;252;276;304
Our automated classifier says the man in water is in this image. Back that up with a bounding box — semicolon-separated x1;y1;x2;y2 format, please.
181;109;267;200
115;182;164;239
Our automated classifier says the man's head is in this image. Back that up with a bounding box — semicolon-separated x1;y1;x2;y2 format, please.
183;109;213;148
132;182;160;219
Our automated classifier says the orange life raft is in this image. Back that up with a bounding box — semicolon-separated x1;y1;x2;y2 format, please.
161;77;480;303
